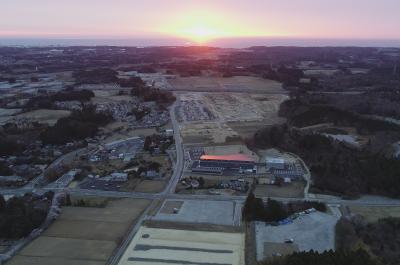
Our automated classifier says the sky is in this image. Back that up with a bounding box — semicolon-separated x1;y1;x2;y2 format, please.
1;0;400;46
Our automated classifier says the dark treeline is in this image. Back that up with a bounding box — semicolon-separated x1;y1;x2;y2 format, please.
0;192;53;239
250;124;400;197
0;161;13;176
132;86;176;106
25;89;94;109
260;249;379;265
119;76;176;106
0;137;25;156
40;105;113;145
72;68;119;84
306;92;400;120
143;134;174;154
336;217;400;265
279;99;400;133
242;192;326;223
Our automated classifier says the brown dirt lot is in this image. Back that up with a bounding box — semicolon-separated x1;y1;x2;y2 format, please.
134;180;166;193
7;198;151;265
254;181;305;198
170;76;284;94
17;237;116;261
43;220;128;241
228;120;286;139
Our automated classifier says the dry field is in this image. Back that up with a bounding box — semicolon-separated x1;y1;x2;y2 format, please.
134;180;166;193
7;198;151;265
254;181;305;198
177;92;287;144
117;226;245;265
348;206;400;223
181;122;239;144
204;93;287;122
170;76;284;94
101;122;158;143
13;109;71;125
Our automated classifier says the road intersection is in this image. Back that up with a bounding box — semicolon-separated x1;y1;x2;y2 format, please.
2;99;400;264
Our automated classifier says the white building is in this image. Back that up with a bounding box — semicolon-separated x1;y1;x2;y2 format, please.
266;158;285;170
165;129;174;136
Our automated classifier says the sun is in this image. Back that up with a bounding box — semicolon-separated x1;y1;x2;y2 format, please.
161;10;269;44
182;25;220;43
162;11;239;44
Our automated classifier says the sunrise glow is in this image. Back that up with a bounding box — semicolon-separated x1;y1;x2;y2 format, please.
161;11;268;44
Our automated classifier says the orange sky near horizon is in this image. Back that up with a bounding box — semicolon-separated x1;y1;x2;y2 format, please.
1;0;400;44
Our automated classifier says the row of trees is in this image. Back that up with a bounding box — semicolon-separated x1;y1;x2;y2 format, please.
0;192;53;239
40;105;113;145
250;124;400;198
279;99;400;134
336;217;400;265
0;136;25;156
242;192;326;223
25;89;94;109
72;68;118;84
261;249;379;265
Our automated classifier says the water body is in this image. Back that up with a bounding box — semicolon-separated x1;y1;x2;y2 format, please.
1;37;400;48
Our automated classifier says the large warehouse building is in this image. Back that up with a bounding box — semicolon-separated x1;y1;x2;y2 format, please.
192;154;256;174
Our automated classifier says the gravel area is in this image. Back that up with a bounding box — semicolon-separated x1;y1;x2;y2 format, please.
255;211;338;261
154;199;241;226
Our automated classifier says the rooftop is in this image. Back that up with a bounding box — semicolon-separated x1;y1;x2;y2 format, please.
266;158;285;164
200;154;255;162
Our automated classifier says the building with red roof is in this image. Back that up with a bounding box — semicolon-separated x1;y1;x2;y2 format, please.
192;153;257;174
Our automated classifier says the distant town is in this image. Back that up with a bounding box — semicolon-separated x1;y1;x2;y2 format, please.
0;45;399;265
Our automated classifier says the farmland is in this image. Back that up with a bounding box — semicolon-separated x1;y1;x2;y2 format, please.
170;76;285;94
7;198;151;265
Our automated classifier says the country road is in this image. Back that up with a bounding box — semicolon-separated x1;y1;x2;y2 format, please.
2;96;400;265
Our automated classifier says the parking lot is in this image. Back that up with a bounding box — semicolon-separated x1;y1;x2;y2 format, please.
255;211;338;261
79;179;123;191
177;97;215;122
153;199;242;226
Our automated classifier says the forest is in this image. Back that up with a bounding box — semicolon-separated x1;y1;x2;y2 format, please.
260;249;379;265
242;192;326;223
40;105;113;145
0;192;53;239
250;124;400;197
336;217;400;265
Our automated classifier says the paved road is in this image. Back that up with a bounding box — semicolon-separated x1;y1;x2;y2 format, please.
107;98;184;265
2;96;400;264
163;99;184;195
22;147;87;189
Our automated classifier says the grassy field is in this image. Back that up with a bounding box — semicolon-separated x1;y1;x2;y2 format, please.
254;181;305;198
170;76;284;94
348;206;400;222
14;109;71;125
7;198;151;265
134;180;166;193
181;122;239;144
